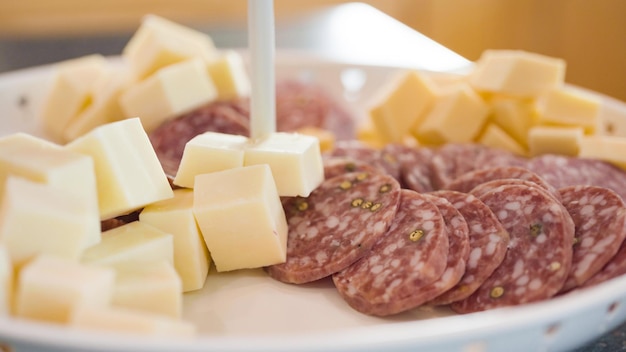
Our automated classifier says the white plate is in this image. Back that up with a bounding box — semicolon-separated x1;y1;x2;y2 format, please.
2;52;626;352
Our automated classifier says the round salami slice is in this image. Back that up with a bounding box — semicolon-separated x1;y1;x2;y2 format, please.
325;140;401;180
451;183;575;313
332;189;449;316
558;185;626;292
397;145;435;193
323;157;381;180
583;239;626;288
469;178;561;203
427;190;510;305
267;172;401;284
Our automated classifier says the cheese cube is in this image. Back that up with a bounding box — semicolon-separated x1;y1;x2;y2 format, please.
123;14;217;80
15;255;115;324
527;126;584;157
468;50;565;97
597;100;626;137
579;135;626;169
112;261;182;318
244;132;324;197
477;123;527;156
66;118;173;220
193;164;288;272
119;59;218;133
71;305;195;337
535;87;602;134
0;245;13;316
39;55;108;142
488;95;537;148
295;126;336;152
139;189;210;292
412;84;489;145
0;133;100;246
356;120;385;149
173;132;248;189
81;221;174;269
369;70;437;143
0;177;98;267
207;50;251;99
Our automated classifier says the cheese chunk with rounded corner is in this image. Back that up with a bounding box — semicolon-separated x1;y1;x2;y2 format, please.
81;221;174;270
369;70;437;143
71;305;195;337
579;135;626;170
527;126;584;157
112;261;182;318
193;164;288;272
468;50;565;97
66;118;173;220
173;132;248;189
477;123;527;156
139;189;210;292
207;50;251;99
412;84;489;145
123;14;217;80
244;132;324;197
119;59;218;133
15;255;115;324
0;245;13;316
535;87;601;134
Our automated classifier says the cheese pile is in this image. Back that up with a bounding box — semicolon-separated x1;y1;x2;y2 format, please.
363;50;626;169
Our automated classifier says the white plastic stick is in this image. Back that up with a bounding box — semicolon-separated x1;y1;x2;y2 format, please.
248;0;276;139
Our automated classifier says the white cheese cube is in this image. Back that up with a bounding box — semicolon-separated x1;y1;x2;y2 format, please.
477;123;527;156
193;164;288;272
468;50;565;97
173;132;248;188
66;118;173;220
123;14;217;80
112;261;182;318
369;70;437;143
528;126;584;157
244;132;324;197
71;305;195;337
0;177;98;267
579;135;626;169
15;255;115;324
535;87;602;134
139;189;210;292
119;59;218;133
81;221;174;269
0;245;13;316
207;50;251;99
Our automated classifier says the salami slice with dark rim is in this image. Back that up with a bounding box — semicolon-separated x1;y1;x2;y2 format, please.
558;185;626;292
451;183;574;313
332;189;448;316
427;190;510;305
267;171;401;284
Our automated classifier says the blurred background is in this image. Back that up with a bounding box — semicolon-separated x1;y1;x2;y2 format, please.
0;0;624;101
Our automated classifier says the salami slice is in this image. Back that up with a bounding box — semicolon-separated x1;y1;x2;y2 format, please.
469;178;561;203
428;190;510;305
267;172;401;284
583;239;626;288
397;145;435;193
332;189;449;316
558;185;626;292
323;157;381;180
451;184;575;313
326;140;401;180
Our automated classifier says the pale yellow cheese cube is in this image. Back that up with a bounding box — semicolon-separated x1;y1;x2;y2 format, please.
488;95;537;148
71;305;195;337
139;189;210;292
527;126;584;157
207;50;251;99
0;245;13;316
0;177;98;267
66;118;173;220
39;55;108;142
15;255;115;324
579;135;626;169
295;126;336;152
412;84;489;145
356;120;385;149
123;14;217;80
193;164;288;272
244;132;324;197
369;70;437;143
597;100;626;137
535;87;602;134
173;132;248;189
81;221;174;269
119;59;218;133
477;123;527;156
112;261;182;318
469;50;565;97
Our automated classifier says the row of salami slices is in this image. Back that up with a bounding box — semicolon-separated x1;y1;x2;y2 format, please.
265;141;626;316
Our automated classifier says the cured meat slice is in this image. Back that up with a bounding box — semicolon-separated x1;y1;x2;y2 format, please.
427;190;509;305
558;185;626;292
325;140;401;180
469;178;561;202
332;189;449;316
452;184;575;313
267;172;402;284
396;145;435;193
584;240;626;288
323;157;381;180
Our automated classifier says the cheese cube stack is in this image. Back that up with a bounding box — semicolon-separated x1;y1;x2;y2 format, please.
139;189;211;292
193;164;288;272
0;245;13;316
